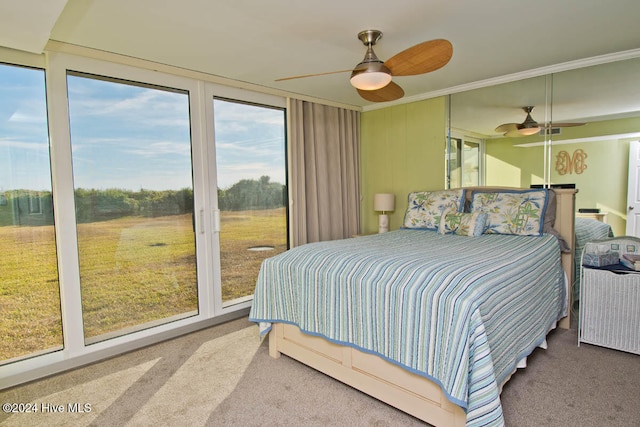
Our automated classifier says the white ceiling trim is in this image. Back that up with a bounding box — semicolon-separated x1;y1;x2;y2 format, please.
513;132;640;147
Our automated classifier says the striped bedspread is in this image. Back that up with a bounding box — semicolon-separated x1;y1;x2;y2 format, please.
249;229;565;426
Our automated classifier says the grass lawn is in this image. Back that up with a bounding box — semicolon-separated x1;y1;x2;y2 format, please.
0;225;62;361
220;208;287;300
0;208;286;362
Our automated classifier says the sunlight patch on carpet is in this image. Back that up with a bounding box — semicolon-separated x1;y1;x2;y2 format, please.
1;358;161;427
126;326;261;426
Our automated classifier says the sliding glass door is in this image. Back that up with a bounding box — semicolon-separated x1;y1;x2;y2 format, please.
0;63;62;364
212;98;288;307
66;72;198;343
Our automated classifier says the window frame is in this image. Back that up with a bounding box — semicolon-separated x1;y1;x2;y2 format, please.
0;50;288;388
204;83;287;313
446;130;485;188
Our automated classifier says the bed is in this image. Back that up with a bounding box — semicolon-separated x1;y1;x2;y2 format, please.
249;187;577;427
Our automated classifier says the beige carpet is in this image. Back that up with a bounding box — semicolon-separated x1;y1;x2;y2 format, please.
1;318;638;426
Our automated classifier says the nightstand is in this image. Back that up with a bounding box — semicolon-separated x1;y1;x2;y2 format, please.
578;237;640;355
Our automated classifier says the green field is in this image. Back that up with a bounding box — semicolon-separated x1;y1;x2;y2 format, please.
0;209;286;362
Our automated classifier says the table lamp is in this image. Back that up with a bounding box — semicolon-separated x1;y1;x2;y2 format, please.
374;193;395;233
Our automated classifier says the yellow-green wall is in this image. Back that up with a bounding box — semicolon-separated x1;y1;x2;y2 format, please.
485;142;545;187
360;97;446;233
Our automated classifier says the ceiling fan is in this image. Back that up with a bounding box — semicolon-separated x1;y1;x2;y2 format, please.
276;30;453;103
495;106;586;137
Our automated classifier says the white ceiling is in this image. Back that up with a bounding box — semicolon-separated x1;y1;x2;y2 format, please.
0;0;67;53
2;0;640;135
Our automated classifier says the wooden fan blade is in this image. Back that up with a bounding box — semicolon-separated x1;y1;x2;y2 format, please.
504;128;526;138
385;39;453;76
357;81;404;102
495;123;518;133
275;68;357;82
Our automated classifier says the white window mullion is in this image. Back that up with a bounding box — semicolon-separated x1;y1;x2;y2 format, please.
204;83;224;315
46;52;86;356
190;80;216;318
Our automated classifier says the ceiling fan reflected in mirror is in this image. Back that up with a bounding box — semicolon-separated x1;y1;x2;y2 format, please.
276;30;453;103
495;106;586;137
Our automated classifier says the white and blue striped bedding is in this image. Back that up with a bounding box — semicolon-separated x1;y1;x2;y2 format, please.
249;229;565;426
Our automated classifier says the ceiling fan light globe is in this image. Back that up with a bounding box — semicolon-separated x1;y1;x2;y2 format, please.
350;71;392;90
517;126;540;136
350;61;392;90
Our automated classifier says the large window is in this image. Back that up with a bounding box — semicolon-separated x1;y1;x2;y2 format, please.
66;72;198;343
0;52;288;387
212;98;287;306
0;63;62;364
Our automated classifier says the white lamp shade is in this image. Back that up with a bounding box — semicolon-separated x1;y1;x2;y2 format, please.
374;193;395;212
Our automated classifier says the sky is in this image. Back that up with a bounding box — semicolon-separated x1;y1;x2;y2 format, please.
0;64;286;193
0;64;51;192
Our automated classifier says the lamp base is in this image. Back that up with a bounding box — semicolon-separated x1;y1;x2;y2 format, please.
378;214;389;233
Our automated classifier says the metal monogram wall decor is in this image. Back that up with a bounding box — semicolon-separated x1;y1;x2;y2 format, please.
555;149;587;175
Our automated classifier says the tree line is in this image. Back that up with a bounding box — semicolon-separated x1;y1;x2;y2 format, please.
0;176;285;226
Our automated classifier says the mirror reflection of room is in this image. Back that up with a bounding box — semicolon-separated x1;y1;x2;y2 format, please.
449;56;640;237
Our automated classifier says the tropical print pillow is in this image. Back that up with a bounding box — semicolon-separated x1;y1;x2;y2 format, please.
438;211;488;237
470;189;548;236
402;189;464;230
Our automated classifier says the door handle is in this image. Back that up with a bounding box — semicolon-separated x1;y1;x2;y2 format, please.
630;206;635;211
213;209;220;233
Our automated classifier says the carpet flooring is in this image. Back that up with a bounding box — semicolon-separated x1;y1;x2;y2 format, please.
1;318;638;426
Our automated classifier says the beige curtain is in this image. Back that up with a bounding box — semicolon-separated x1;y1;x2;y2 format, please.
289;99;360;246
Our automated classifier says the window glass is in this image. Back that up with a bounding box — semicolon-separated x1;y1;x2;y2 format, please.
213;98;287;306
463;141;480;186
447;135;481;188
0;63;62;363
67;72;198;343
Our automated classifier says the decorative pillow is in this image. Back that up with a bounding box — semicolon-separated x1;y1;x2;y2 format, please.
438;211;488;237
470;189;548;236
402;189;464;230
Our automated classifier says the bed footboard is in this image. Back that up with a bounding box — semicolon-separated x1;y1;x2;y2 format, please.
269;322;466;427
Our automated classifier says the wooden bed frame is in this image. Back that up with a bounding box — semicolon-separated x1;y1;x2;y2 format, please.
267;188;577;426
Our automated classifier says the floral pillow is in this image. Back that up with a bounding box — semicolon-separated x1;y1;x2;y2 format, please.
402;189;464;230
470;189;548;236
439;211;488;237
